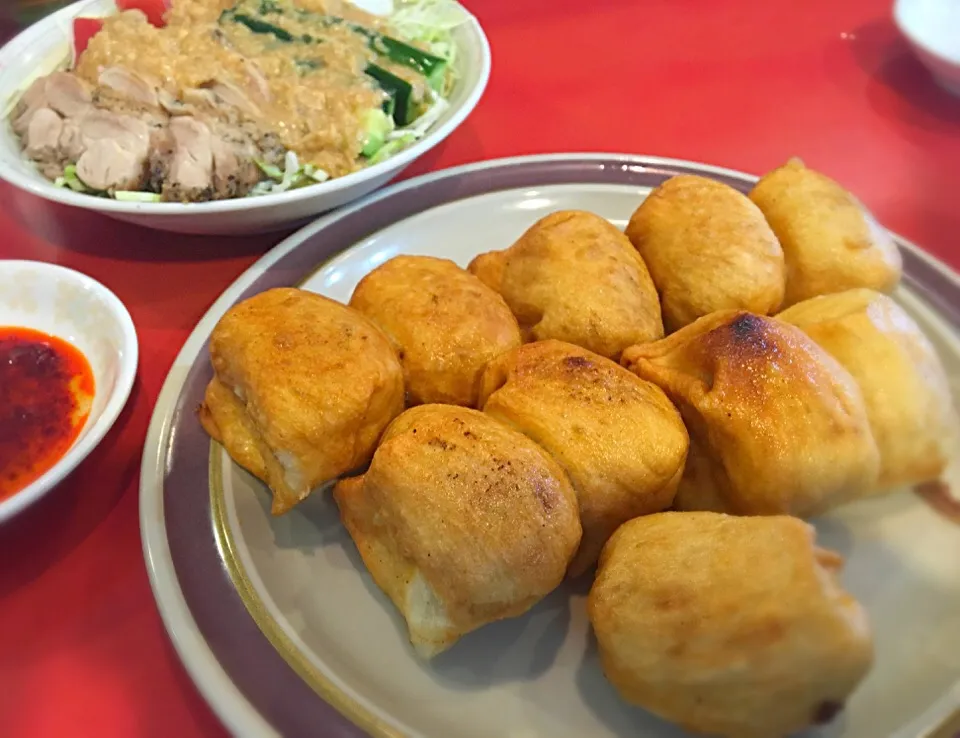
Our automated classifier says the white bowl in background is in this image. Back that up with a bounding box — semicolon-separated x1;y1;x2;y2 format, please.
894;0;960;96
0;260;138;523
0;0;491;235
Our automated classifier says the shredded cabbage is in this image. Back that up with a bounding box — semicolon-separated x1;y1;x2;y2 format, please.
389;0;472;76
368;134;417;165
54;166;158;202
390;92;449;142
255;160;284;180
115;190;163;202
57;164;91;193
249;152;331;197
278;150;301;191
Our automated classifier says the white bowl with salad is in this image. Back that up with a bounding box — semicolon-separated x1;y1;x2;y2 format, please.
0;0;489;234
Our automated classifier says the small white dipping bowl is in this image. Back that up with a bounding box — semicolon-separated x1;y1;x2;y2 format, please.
894;0;960;96
0;0;491;235
0;260;138;523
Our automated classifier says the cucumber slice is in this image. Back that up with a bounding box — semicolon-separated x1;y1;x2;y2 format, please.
365;64;417;126
373;35;447;93
220;2;449;93
381;93;396;118
226;12;294;40
361;108;395;157
367;134;416;166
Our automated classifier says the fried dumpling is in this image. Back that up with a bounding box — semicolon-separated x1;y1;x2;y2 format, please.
779;289;959;491
621;311;880;517
478;340;688;576
198;287;405;515
749;158;902;307
334;405;581;658
199;376;267;480
624;174;785;332
349;255;522;407
467;210;663;359
589;512;873;738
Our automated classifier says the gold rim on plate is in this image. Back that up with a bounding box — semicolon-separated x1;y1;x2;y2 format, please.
209;444;404;738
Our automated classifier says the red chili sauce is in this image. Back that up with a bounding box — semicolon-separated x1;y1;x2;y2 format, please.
0;327;95;500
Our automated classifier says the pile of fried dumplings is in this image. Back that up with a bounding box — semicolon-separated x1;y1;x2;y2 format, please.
197;157;960;738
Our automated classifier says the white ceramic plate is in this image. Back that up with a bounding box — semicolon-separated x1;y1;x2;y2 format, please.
0;259;138;522
0;0;490;235
140;154;960;738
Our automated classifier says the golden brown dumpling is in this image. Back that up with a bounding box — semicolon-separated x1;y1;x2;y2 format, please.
624;175;785;332
467;210;663;359
198;288;404;515
478;340;688;576
349;255;522;407
199;377;267;480
589;512;873;738
334;405;581;658
621;311;881;517
778;289;959;491
749;158;902;307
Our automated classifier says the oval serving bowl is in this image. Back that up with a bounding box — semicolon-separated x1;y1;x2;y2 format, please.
0;0;490;235
140;154;960;738
0;260;138;523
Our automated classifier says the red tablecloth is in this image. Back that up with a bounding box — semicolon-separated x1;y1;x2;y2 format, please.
1;1;959;736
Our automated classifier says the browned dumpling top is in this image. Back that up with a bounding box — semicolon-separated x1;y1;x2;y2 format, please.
621;310;881;518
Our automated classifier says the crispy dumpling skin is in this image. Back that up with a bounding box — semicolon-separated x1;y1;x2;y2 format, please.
749;158;902;307
334;405;581;659
349;255;522;407
478;340;688;576
624;174;785;332
589;512;873;738
467;210;663;359
621;310;881;517
468;249;505;295
779;289;959;491
199;377;267;481
198;287;405;515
